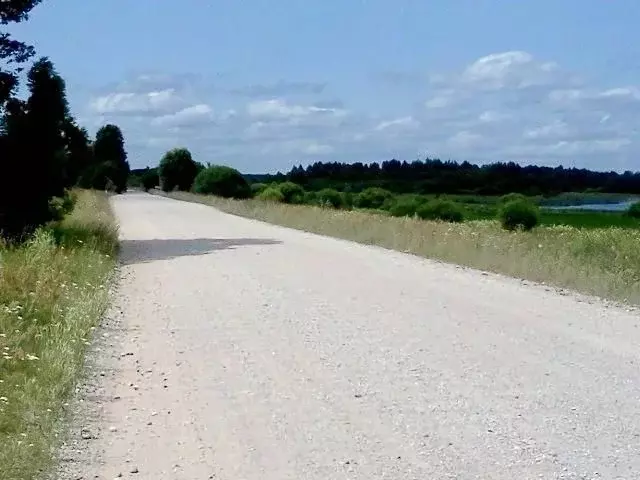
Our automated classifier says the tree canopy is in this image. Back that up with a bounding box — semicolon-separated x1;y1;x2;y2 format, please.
92;124;130;193
0;42;130;238
268;159;640;196
0;0;43;105
158;148;199;192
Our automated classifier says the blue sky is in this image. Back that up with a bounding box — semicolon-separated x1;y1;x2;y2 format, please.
9;0;640;172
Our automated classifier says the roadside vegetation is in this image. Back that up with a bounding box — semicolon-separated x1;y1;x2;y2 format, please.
0;190;118;480
0;4;128;477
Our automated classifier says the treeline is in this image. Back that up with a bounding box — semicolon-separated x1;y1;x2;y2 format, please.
254;160;640;196
0;1;129;239
131;148;252;199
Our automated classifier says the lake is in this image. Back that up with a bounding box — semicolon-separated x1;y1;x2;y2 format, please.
545;200;638;212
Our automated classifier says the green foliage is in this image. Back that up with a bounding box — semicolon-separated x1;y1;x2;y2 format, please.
315;188;344;208
627;201;640;219
277;182;305;204
388;195;424;217
416;200;464;223
158;148;199;192
0;1;43;105
140;169;158;192
499;200;540;231
0;58;72;239
93;124;129;193
500;192;529;204
48;190;78;222
250;183;268;195
63;120;92;186
303;191;317;204
78;162;112;190
258;187;285;202
341;191;354;209
277;160;640;197
354;187;394;209
192;165;251;199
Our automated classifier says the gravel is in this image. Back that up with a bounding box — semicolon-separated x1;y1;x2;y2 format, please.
57;192;640;479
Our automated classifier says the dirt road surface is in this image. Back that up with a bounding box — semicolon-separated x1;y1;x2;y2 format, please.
59;192;640;479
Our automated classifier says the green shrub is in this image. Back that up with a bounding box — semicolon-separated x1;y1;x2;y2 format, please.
48;190;78;221
192;165;251;199
388;196;424;217
277;182;305;204
141;169;158;191
499;200;540;231
303;191;317;205
354;187;394;209
500;192;530;204
158;148;199;192
315;188;344;208
627;201;640;219
258;187;285;202
341;191;354;209
251;183;268;195
416;199;464;223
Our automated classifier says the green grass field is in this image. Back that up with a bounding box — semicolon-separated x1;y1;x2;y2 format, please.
0;190;117;480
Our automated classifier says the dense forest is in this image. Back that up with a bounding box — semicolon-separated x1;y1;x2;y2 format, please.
248;160;640;196
0;0;129;239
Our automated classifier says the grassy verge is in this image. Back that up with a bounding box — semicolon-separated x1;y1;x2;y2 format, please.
0;190;117;480
163;191;640;305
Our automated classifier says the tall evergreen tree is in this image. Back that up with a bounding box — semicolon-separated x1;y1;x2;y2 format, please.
26;57;70;197
0;57;73;238
93;124;130;193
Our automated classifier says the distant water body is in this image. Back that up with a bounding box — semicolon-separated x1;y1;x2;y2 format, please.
545;200;638;212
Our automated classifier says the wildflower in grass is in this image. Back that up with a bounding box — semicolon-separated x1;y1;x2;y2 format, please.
26;354;39;361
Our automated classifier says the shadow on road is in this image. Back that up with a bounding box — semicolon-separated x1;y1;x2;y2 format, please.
119;237;282;265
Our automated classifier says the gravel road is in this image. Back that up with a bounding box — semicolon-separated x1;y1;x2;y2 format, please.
61;192;640;479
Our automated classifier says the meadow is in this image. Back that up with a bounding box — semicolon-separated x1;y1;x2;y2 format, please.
162;190;640;306
0;191;117;480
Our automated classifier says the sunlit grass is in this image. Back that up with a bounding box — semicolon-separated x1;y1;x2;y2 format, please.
0;190;117;480
165;191;640;305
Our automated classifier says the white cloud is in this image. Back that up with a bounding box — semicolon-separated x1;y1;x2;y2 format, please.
90;88;182;115
259;139;334;156
374;116;419;131
461;51;560;90
151;104;213;127
478;110;510;123
425;92;453;109
304;142;334;155
448;131;484;148
247;98;346;120
549;86;640;104
524;120;570;140
504;138;631;157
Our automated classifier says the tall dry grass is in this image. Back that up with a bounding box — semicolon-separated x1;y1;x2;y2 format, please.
0;190;117;480
166;191;640;305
